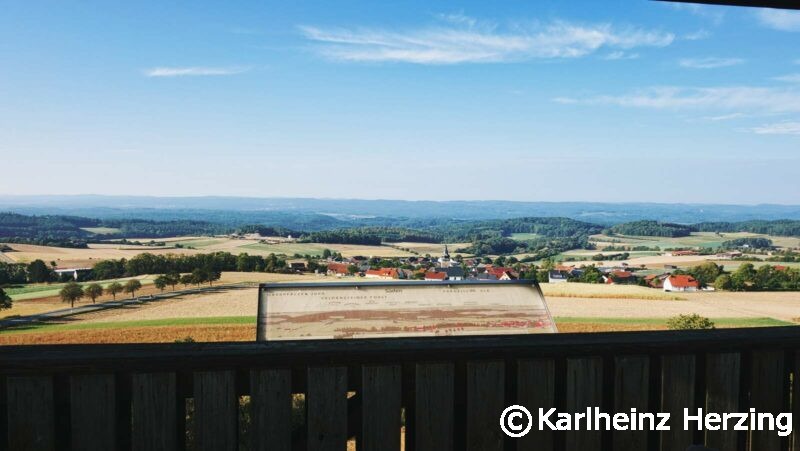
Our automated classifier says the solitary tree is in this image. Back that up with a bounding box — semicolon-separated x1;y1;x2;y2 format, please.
124;279;142;299
166;272;180;290
0;288;12;310
107;282;123;300
84;283;104;304
154;275;169;293
59;282;84;309
27;259;54;283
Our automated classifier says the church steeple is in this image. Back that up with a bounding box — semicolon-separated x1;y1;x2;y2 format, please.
443;245;450;258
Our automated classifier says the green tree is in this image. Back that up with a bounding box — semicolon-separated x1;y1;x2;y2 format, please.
666;314;715;330
27;259;54;283
124;279;142;298
0;288;12;310
107;282;123;300
322;248;332;259
59;282;84;308
191;268;208;285
166;272;180;290
688;262;724;288
84;283;104;304
347;265;359;275
154;275;169;293
713;274;732;291
180;274;194;288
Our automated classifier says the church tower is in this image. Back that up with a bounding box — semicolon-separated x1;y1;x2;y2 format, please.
438;245;452;268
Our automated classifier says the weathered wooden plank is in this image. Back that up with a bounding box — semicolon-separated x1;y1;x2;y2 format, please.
361;365;401;451
660;354;696;451
517;359;555;451
415;363;454;451
466;360;505;451
250;369;292;451
565;357;603;451
70;374;116;451
750;350;785;451
705;352;740;451
131;372;176;451
6;376;54;451
793;351;799;451
307;366;347;451
193;370;237;451
613;355;649;451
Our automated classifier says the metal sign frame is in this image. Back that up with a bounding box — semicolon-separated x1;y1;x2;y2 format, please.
256;279;554;341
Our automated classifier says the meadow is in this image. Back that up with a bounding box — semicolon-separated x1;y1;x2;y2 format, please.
2;280;797;344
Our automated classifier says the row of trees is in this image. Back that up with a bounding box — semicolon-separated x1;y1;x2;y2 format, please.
58;279;142;308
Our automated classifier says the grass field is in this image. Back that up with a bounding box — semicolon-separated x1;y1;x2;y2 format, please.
5;275;156;301
0;237;433;267
591;232;800;251
80;227;122;235
510;233;541;240
540;283;686;300
1;314;793;344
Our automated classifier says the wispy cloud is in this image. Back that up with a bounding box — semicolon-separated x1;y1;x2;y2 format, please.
554;86;800;113
684;29;711;41
774;73;800;83
679;57;744;69
757;9;800;32
752;121;800;135
704;113;746;121
299;18;674;64
666;3;725;25
603;51;639;61
143;66;249;77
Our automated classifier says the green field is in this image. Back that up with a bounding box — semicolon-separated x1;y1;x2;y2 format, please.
554;317;794;328
81;227;122;235
240;242;329;256
0;316;253;335
510;233;542;240
4;315;792;337
591;232;800;251
171;238;228;248
6;276;155;301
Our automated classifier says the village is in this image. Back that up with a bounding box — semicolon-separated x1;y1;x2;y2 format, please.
303;245;713;293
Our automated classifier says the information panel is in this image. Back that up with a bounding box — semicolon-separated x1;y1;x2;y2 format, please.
257;280;556;341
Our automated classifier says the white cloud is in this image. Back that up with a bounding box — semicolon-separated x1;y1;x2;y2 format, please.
704;113;746;121
752;121;800;135
666;3;725;25
554;86;800;113
299;19;674;64
143;66;249;77
679;57;744;69
603;51;639;60
774;73;800;83
684;29;711;41
757;9;800;32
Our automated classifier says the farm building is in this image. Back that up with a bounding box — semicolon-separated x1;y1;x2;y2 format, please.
364;268;399;279
664;275;699;292
424;271;447;281
548;270;569;284
326;262;350;277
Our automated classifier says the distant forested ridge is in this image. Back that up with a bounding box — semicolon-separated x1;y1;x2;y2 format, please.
693;220;800;237
0;212;231;246
609;220;693;237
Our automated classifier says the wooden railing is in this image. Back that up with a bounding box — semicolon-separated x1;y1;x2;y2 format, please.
1;327;799;451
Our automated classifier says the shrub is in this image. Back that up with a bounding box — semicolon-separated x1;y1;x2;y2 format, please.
667;314;715;330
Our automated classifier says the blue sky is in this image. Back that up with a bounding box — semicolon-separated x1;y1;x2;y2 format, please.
1;1;799;204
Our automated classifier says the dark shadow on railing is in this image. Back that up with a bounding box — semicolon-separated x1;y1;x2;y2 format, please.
1;326;799;450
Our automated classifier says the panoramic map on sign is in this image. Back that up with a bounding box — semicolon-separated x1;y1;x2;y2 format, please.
257;281;557;340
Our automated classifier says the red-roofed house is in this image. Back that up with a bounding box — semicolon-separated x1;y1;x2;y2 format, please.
603;270;636;285
424;271;447;281
485;267;518;280
664;275;699;292
364;268;399;280
326;262;350;277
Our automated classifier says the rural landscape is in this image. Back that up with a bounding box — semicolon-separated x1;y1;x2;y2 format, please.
1;197;799;344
